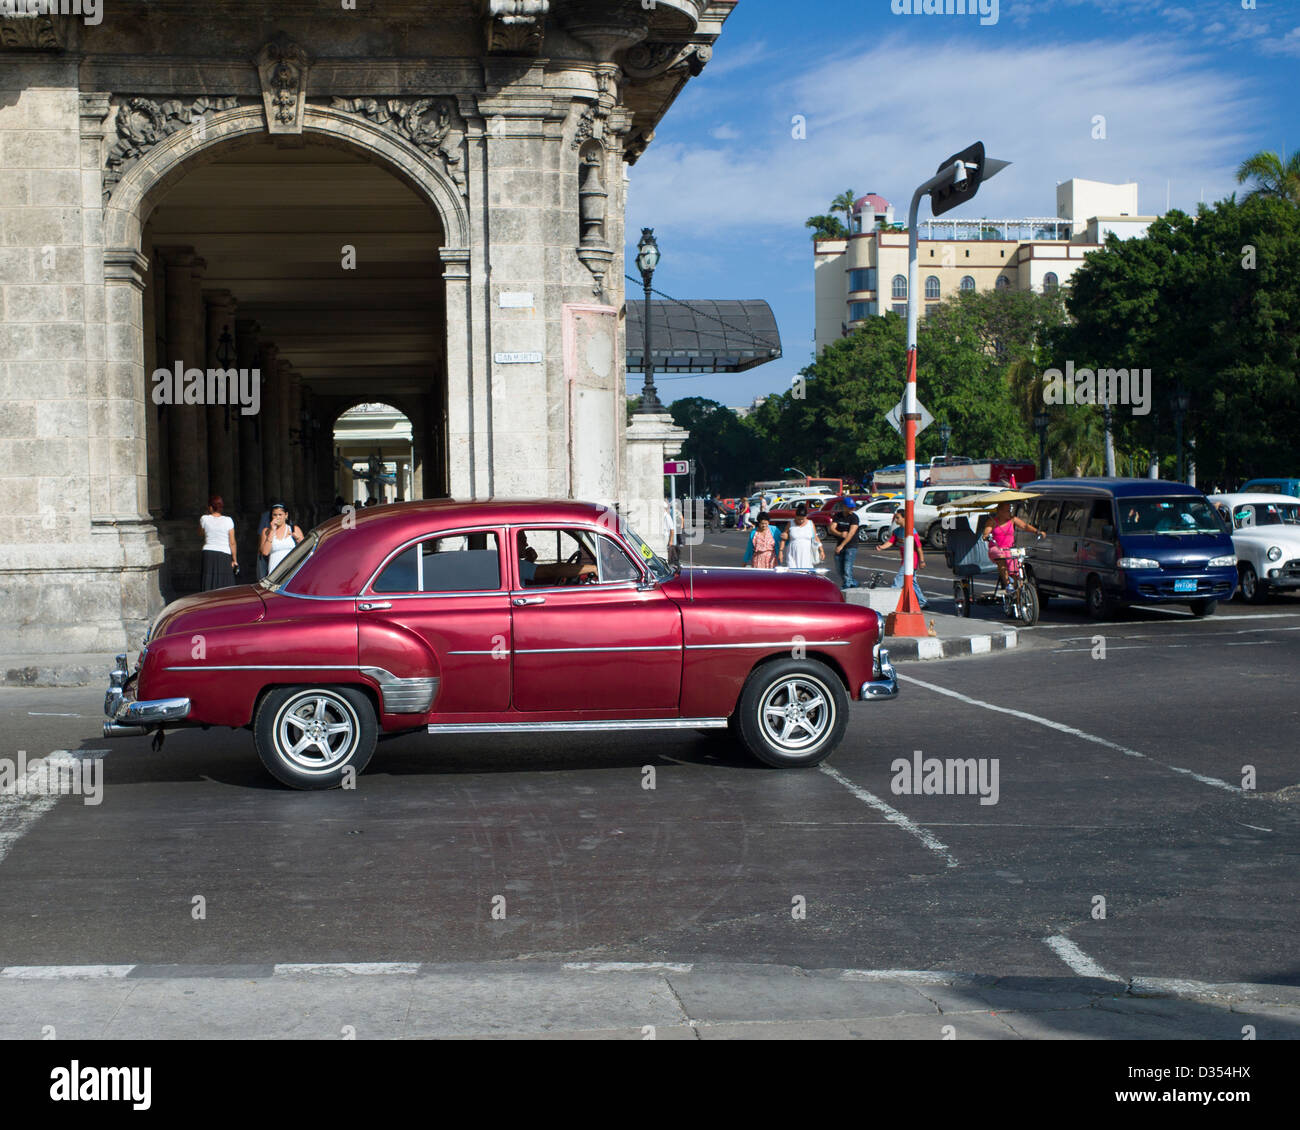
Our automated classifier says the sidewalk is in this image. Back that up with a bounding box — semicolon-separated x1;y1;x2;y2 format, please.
1;961;1295;1039
844;587;1021;661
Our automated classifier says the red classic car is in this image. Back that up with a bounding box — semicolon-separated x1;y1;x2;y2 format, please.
103;500;897;789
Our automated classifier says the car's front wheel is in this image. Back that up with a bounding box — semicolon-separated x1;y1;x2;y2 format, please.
736;658;849;768
1188;598;1219;618
1239;562;1268;604
254;686;377;790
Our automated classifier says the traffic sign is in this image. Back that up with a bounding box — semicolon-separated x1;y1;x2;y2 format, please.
663;460;690;475
886;398;933;436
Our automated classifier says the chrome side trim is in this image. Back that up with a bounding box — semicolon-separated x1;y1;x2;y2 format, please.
427;717;728;734
514;645;680;654
276;590;355;602
164;664;365;671
447;650;503;656
683;640;850;650
359;667;439;714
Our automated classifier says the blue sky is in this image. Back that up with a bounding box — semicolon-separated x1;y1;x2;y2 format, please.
624;0;1299;408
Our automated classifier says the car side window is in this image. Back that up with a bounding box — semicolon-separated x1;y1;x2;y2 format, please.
518;528;642;587
1031;499;1062;533
373;532;500;593
1058;500;1089;536
597;536;641;583
1085;499;1113;539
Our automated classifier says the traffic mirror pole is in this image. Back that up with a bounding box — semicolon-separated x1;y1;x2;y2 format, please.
887;144;1010;638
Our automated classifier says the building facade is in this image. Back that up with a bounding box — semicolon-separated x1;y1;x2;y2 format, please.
814;178;1156;355
0;0;732;653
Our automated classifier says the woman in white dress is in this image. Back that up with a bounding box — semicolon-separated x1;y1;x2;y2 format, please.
260;502;304;575
779;503;825;570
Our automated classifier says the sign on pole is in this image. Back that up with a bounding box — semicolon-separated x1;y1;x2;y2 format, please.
886;398;933;436
663;460;689;475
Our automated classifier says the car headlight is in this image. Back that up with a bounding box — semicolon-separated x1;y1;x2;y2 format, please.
1118;557;1160;570
1208;554;1236;568
1266;546;1283;562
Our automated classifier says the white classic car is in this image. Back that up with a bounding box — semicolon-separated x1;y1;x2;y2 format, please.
1208;493;1300;603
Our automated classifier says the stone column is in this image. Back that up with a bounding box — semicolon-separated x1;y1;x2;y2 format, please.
278;359;295;508
259;343;282;504
203;289;239;509
287;370;303;513
236;318;263;510
623;412;688;557
158;248;208;518
440;247;476;499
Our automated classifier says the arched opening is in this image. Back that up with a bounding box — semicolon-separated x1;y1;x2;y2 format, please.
333;402;415;507
136;136;447;593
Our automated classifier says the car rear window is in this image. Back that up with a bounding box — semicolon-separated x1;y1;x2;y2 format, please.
373;532;501;593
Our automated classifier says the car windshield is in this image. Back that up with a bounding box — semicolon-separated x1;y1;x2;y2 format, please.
1116;498;1224;535
620;521;673;581
1231;503;1300;528
263;532;316;588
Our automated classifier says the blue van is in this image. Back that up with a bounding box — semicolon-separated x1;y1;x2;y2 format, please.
1019;479;1238;618
1241;478;1300;499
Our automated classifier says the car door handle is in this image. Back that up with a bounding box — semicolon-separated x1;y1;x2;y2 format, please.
358;601;391;611
512;596;545;606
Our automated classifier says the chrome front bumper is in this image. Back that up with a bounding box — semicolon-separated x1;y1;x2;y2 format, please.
103;653;190;737
861;645;898;700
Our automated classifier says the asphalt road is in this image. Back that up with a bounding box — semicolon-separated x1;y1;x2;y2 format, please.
1;531;1297;1000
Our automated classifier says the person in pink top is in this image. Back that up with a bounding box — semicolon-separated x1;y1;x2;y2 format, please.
978;501;1042;592
880;509;928;608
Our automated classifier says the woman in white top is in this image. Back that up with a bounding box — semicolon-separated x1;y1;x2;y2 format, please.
260;502;304;575
199;495;239;591
779;503;825;570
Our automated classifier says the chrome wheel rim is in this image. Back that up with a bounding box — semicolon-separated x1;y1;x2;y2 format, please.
275;691;359;773
1241;569;1255;599
758;675;834;753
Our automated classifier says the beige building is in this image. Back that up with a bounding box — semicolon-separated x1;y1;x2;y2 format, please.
0;0;731;654
814;179;1157;354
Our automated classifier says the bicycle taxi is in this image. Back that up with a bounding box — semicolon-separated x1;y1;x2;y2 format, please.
937;489;1042;626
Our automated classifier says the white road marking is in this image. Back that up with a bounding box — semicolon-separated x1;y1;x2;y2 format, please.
1237;823;1273;833
1054;645;1153;653
897;674;1241;794
818;764;958;868
272;962;420;976
0;752;84;866
1043;936;1123;982
1;965;133;979
27;712;84;718
563;962;694;973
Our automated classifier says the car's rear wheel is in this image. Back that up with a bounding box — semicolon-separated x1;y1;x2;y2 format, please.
927;524;947;550
1239;562;1268;604
254;686;377;790
1188;598;1218;618
877;526;891;545
736;659;848;768
1086;577;1115;620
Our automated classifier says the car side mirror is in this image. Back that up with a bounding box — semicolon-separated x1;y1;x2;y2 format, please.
1101;524;1114;540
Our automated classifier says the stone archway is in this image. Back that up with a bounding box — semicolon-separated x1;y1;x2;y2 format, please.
95;101;471;598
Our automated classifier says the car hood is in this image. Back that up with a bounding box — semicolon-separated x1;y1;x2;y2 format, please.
150;584;267;640
665;567;844;603
1231;526;1300;546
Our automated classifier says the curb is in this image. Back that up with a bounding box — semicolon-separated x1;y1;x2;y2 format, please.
884;628;1018;662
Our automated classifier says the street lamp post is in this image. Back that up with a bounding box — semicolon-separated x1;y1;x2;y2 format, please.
1033;409;1049;479
1172;386;1190;483
890;144;1010;638
635;228;661;414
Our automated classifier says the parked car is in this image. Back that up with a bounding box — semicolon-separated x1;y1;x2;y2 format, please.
1240;478;1300;499
1208;492;1300;603
103;500;898;789
855;498;901;543
913;484;1002;549
1020;479;1238;618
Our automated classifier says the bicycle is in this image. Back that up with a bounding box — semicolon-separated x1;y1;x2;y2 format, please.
952;543;1040;625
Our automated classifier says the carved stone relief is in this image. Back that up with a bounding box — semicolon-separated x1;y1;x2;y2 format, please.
103;96;242;202
256;34;310;134
329;97;467;196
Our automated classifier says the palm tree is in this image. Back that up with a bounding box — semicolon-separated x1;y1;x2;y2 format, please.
805;214;848;241
1235;149;1300;205
831;189;858;234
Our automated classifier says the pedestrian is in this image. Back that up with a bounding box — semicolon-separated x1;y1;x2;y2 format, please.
880;509;928;608
779;502;824;570
829;497;860;590
743;511;777;569
199;495;238;590
260;502;304;575
662;498;684;567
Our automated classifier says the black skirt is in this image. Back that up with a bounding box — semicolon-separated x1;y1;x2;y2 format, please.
201;549;236;591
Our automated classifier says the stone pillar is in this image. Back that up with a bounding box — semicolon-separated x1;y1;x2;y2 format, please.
159;248;207;518
203;289;239;509
287;370;303;514
440;247;476;499
623;412;688;557
259;343;282;504
236;318;263;510
278;358;295;508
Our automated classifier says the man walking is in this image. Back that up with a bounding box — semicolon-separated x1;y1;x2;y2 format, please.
829;498;860;590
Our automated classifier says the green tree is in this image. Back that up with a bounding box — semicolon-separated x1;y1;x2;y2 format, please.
804;213;848;241
1235;149;1300;206
831;189;858;235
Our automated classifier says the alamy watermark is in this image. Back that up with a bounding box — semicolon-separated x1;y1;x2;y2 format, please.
891;750;999;805
0;751;103;806
0;0;102;25
891;0;999;28
1041;361;1151;416
151;362;261;416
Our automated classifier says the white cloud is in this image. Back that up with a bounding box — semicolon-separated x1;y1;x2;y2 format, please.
628;35;1255;239
710;123;742;140
1259;26;1300;58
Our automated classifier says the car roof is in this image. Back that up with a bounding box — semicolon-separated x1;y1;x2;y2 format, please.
1209;493;1300;506
1025;477;1206;500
